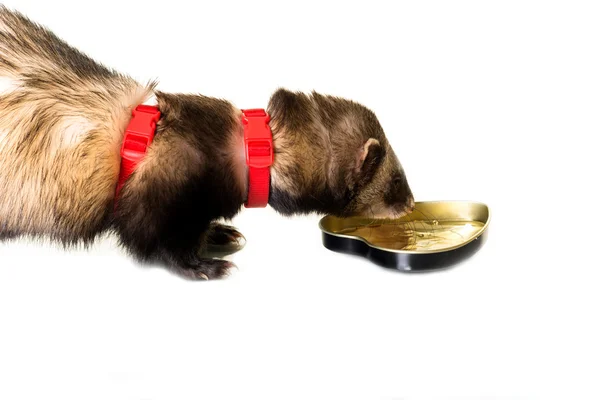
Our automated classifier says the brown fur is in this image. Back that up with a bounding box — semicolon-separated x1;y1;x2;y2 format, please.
0;6;153;243
0;6;413;279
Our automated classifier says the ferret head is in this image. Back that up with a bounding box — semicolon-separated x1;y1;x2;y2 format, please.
267;89;414;219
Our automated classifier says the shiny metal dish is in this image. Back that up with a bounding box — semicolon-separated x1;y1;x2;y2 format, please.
319;201;490;272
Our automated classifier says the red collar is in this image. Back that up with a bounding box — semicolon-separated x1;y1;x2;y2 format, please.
115;105;273;208
116;105;161;200
242;109;273;208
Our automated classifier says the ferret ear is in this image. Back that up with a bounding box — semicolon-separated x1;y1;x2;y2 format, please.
355;138;383;180
269;88;304;107
268;88;311;129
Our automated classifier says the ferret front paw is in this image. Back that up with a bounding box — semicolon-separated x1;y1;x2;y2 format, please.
206;223;245;254
173;258;236;280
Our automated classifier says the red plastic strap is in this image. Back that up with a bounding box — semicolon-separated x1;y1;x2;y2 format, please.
242;109;273;208
115;105;161;201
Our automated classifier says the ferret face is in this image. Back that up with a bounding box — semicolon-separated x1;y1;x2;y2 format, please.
267;89;414;219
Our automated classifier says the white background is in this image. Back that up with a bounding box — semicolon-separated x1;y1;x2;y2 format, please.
1;1;599;399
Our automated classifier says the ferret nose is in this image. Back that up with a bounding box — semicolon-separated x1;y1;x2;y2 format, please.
405;197;415;213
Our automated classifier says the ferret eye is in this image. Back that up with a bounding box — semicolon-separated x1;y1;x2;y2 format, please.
392;177;403;189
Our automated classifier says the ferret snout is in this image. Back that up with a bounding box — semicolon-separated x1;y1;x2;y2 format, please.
384;173;413;211
404;196;415;213
394;194;415;217
364;192;414;220
386;178;415;218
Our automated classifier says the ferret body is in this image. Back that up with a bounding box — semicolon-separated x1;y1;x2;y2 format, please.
0;6;414;279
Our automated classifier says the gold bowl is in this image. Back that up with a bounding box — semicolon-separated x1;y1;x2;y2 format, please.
319;201;490;271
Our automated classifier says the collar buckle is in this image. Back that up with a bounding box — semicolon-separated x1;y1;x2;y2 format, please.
246;139;273;168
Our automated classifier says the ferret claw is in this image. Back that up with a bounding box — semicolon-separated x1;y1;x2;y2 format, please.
206;223;246;255
198;272;209;280
174;258;236;280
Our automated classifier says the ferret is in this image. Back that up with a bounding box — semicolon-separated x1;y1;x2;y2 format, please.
0;6;414;279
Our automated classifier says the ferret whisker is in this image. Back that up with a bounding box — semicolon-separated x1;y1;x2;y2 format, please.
408;212;418;247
